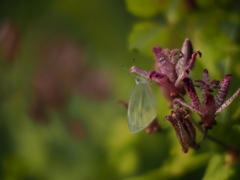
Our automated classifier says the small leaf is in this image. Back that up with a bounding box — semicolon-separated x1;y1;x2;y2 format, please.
128;22;170;56
125;0;163;18
202;154;234;180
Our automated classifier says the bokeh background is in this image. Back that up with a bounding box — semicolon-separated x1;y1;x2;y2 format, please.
0;0;240;179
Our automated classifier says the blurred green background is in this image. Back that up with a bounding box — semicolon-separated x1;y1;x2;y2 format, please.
0;0;240;179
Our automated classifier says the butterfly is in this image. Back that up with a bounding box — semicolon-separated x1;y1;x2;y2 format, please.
128;76;157;133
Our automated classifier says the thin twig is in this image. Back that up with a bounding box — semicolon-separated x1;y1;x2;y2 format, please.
197;128;208;144
191;117;240;152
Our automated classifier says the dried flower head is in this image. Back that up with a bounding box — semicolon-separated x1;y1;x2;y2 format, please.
165;102;199;153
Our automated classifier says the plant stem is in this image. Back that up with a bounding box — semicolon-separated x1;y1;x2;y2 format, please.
192;118;240;152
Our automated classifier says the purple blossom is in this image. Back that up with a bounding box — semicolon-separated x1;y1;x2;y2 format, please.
174;69;240;129
124;38;240;152
130;38;201;104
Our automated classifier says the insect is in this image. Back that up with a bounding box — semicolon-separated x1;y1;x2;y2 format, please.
128;76;157;133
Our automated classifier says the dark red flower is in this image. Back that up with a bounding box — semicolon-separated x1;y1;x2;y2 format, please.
174;69;240;129
130;38;201;105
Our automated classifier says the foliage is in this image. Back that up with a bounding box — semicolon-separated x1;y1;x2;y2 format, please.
124;0;240;179
0;0;240;180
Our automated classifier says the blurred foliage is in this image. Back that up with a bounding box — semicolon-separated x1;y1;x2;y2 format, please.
0;0;240;180
124;0;240;179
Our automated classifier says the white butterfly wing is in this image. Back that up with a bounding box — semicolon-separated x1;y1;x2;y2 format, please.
128;77;157;133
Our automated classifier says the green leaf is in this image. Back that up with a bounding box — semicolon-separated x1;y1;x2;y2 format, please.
123;151;211;180
202;154;234;180
125;0;164;18
165;0;184;24
128;22;170;56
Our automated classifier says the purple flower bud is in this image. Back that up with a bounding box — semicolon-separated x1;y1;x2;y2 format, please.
215;74;233;109
199;93;217;129
203;69;210;82
154;49;177;83
152;46;162;59
176;38;193;76
187;50;201;70
182;77;201;110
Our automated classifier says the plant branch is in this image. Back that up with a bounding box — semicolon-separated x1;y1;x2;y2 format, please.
191;116;240;153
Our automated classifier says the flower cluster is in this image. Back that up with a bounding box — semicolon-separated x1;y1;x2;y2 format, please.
130;39;201;106
128;38;240;153
174;70;240;129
